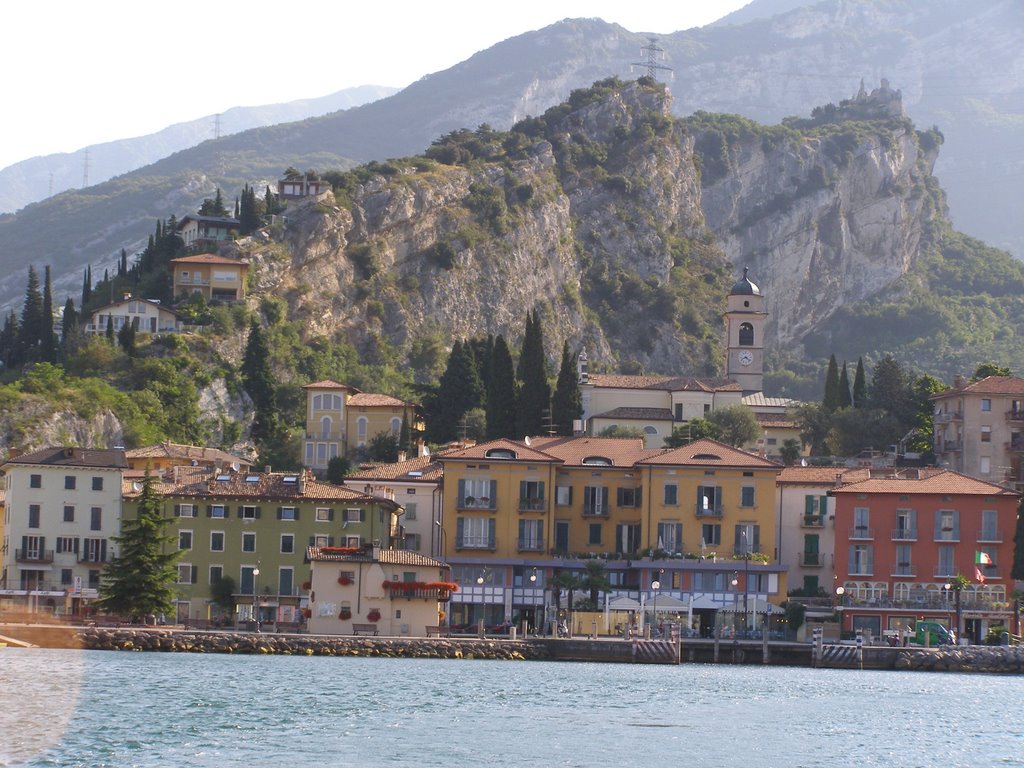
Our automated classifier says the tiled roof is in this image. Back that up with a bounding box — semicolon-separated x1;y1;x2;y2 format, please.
125;442;248;467
754;414;798;428
347;392;410;407
3;447;127;470
742;392;803;408
307;546;445;568
932;375;1024;398
170;253;249;266
831;469;1015;496
303;380;360;392
591;407;674;421
89;297;181;318
530;436;662;467
777;466;871;485
639;438;781;469
152;466;381;502
346;455;444;482
178;214;240;226
437;438;559;464
587;374;740;392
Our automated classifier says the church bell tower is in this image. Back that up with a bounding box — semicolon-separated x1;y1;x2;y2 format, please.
724;267;767;394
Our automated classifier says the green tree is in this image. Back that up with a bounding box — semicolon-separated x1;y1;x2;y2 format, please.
210;574;237;617
98;472;180;620
368;430;399;462
40;266;56;363
242;320;278;443
61;297;78;349
597;425;645;439
680;418;721;443
707;405;761;447
326;456;351;484
822;354;840;412
780;438;802;466
581;560;612;605
793;403;832;456
852;357;867;408
427;340;484;443
486;335;517;439
199;187;229;217
15;266;44;365
239;183;263;235
551;341;582;436
1012;497;1024;581
105;314;115;343
837;361;852;409
117;317;136;356
972;363;1012;381
516;310;550;438
81;266;92;308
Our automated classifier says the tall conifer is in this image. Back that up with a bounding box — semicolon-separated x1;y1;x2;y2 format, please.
822;354;840;413
837;361;852;409
852;357;867;408
242;320;278;443
40;266;56;363
516;309;550;437
16;266;44;364
551;341;582;436
486;335;517;439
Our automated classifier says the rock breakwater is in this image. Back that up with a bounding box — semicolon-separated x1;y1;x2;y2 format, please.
893;645;1024;673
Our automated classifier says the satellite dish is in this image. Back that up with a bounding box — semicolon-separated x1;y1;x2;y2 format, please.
191;459;198;466
231;461;240;472
132;482;143;492
524;436;531;446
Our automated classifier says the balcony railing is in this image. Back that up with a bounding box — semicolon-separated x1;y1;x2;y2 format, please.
939;440;962;452
933;567;958;578
801;515;826;528
457;498;496;511
518;498;545;512
517;538;545;552
582;507;608;518
934;529;960;542
696;504;723;518
977;528;1002;543
15;549;54;563
1007;410;1024;421
1006;439;1024;453
78;555;108;565
849;527;874;540
799;552;824;567
176;276;210;286
891;528;917;541
387;587;454;601
891;565;916;577
934;411;961;424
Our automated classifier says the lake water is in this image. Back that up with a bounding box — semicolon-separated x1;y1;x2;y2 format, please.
1;648;1021;767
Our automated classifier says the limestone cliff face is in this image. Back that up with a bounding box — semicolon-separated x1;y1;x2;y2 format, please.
241;82;935;373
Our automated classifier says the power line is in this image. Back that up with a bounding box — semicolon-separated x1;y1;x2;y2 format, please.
632;37;673;82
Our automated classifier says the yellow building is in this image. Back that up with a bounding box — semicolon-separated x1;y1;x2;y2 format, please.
124;442;250;474
170;253;249;302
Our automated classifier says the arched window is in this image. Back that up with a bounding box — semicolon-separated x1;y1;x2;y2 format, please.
320;416;332;439
357;417;368;441
738;322;754;347
390;417;402;437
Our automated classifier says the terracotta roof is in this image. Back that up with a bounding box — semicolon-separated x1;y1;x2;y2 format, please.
932;375;1024;398
529;436;662;467
830;469;1015;496
152;466;382;502
347;392;410;407
3;447;127;470
742;392;803;408
346;455;444;482
754;414;798;428
639;438;781;469
178;214;240;226
437;438;559;464
303;380;360;392
307;546;444;568
777;466;871;485
125;442;248;467
170;253;249;266
590;407;674;421
89;297;180;317
586;374;740;392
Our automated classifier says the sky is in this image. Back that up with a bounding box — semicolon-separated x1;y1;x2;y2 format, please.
3;0;750;170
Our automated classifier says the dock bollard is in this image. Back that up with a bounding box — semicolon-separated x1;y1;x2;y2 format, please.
856;632;864;669
812;627;823;667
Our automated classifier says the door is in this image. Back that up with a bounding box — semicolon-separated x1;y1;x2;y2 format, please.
554;521;569;554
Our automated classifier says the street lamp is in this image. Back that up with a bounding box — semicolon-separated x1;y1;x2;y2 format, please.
731;573;740;636
738;528;751;634
529;567;538;584
651;571;662;637
252;562;261;633
835;585;845;639
944;582;952;631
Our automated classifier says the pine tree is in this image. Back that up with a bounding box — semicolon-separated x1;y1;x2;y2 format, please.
551;341;582;436
81;266;92;308
118;248;128;277
852;357;867;408
426;341;484;444
264;185;278;216
0;311;18;369
822;354;840;412
105;314;115;342
516;309;550;438
399;413;412;455
837;361;852;409
117;316;136;355
486;335;518;439
16;266;44;365
40;266;56;363
242;320;278;443
98;472;180;620
239;184;262;235
61;298;78;351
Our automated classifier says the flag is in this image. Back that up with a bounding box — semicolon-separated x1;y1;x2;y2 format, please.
975;567;986;583
975;551;993;565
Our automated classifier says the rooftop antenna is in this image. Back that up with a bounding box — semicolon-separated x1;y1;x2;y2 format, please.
631;37;673;82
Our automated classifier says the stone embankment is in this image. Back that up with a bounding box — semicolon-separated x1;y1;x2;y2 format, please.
76;627;549;661
893;645;1024;673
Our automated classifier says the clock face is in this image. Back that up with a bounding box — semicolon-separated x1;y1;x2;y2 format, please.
738;351;754;366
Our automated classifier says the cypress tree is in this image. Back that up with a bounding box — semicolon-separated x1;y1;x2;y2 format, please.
837;361;852;409
427;341;484;444
551;341;583;436
98;471;180;620
118;248;128;277
516;309;550;438
399;413;412;455
0;311;17;369
486;335;518;439
16;266;44;364
852;356;867;408
61;298;77;349
105;314;115;342
40;266;56;363
81;267;92;308
822;354;840;413
242;320;278;443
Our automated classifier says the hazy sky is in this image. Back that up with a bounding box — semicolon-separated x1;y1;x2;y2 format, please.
4;0;750;170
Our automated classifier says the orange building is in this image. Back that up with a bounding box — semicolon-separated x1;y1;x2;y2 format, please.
831;469;1017;643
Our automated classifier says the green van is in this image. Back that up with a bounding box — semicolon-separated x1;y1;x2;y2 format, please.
909;621;956;646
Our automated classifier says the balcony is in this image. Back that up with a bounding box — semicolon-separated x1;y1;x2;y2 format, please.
934;529;960;542
1007;438;1024;453
518;498;545;512
386;586;454;601
891;528;918;541
517;538;545;552
799;551;824;568
15;549;54;564
458;498;496;511
934;411;961;424
939;440;962;453
849;527;874;540
582;507;608;518
1007;409;1024;421
891;565;916;577
176;276;210;286
977;528;1002;543
695;504;723;518
801;515;826;528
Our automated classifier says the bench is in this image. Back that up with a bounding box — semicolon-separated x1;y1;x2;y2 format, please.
425;625;450;638
352;623;378;636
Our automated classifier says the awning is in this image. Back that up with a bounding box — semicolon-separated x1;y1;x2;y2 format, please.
646;594;690;611
606;596;642;611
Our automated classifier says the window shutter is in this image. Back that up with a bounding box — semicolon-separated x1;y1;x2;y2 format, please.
635;488;642;508
820;496;828;514
805;496;814;515
255;507;262;519
328;508;335;521
327;536;334;546
100;539;107;562
518;519;527;540
601;487;609;508
489;480;497;507
520;480;527;500
866;546;873;575
206;505;213;518
22;536;28;554
277;507;283;520
237;506;244;519
456;518;465;548
191;566;198;584
568;486;573;505
488;519;496;549
360;509;366;522
752;527;760;552
616;488;624;506
309;536;316;546
457;479;466;506
74;538;80;555
294;509;300;521
174;504;181;517
56;538;63;554
909;510;917;530
952;512;960;540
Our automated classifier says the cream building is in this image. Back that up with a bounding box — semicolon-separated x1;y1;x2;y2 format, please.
84;295;182;335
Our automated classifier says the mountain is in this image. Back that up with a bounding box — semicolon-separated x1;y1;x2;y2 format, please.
0;0;1020;311
0;85;396;214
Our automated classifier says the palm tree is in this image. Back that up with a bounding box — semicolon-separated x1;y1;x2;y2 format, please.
581;560;612;607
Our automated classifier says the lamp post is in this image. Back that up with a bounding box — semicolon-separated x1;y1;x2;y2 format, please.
652;573;662;637
731;573;739;636
944;582;952;631
738;528;751;635
835;585;845;639
252;562;261;633
434;519;447;559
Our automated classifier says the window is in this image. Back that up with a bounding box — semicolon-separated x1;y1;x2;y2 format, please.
588;523;603;545
696;486;721;516
852;507;870;538
90;507;102;531
63;505;75;522
701;523;721;547
390;417;402;437
280;507;297;521
178;530;193;550
894;509;917;539
316;507;332;522
935;510;960;541
663;484;678;505
404;503;417;521
312;534;329;548
693;571;728;591
241;506;258;520
357;416;368;440
583;486;609;516
615;523;641;554
519;481;546;510
657;521;682;553
22;535;44;560
735;523;759;554
279;568;294;597
894;544;913;576
554;521;570;553
177;564;195;584
674;404;684;422
980;510;999;542
555;486;573;506
92;477;103;491
849;544;873;576
30;474;41;489
209;565;223;585
738;322;754;346
281;534;294;554
616;487;641;508
740;486;755;508
56;536;79;555
802;534;820;567
517;520;544;551
28;504;40;529
64;475;76;490
344;508;362;523
980;456;991;475
210;505;226;519
177;504;195;518
242;532;256;553
981;398;991;412
88;570;101;589
210;532;224;552
61;569;73;586
82;538;106;563
458;479;497;509
981;426;992;443
456;517;495;549
936;545;955;577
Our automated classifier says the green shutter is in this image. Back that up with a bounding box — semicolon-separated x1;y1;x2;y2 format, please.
489;480;497;508
457;479;466;506
487;519;496;549
805;496;814;515
456;517;465;548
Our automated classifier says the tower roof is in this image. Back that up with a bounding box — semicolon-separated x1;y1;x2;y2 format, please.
730;267;761;296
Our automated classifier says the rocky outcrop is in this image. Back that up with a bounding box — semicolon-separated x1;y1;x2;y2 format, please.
893;645;1024;673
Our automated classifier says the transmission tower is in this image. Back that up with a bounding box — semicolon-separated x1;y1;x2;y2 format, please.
214;113;222;140
81;148;90;188
631;37;673;82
